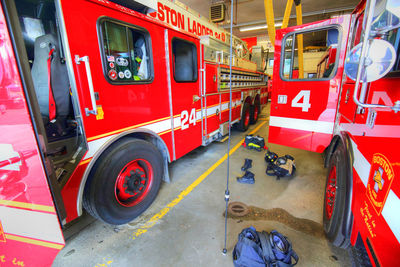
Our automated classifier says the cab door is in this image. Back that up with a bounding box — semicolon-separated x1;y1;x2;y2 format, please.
166;31;202;159
59;0;172;146
269;16;351;152
0;4;64;264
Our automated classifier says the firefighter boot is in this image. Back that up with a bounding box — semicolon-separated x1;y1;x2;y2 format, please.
241;158;253;172
237;171;255;184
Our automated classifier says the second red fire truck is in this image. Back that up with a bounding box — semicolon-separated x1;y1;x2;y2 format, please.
0;0;267;265
269;0;400;265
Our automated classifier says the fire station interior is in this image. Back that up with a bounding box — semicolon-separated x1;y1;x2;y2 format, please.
3;0;400;266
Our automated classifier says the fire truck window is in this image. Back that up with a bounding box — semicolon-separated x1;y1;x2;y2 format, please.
102;21;151;82
351;13;364;49
282;28;339;80
172;39;198;82
386;28;400;72
282;35;294;78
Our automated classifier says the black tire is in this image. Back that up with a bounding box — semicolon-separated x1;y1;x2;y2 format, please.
238;102;251;132
250;99;261;125
83;138;163;225
323;142;350;248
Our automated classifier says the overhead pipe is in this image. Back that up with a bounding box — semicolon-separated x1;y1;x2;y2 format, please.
263;0;276;46
281;0;293;29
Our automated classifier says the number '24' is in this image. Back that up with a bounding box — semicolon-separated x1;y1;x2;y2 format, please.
181;108;197;130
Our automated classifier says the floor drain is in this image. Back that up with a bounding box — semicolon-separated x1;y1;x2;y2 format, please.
228;202;249;217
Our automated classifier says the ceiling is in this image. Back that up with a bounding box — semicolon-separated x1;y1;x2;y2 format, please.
179;0;360;39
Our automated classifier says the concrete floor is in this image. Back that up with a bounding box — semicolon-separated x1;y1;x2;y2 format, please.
53;104;351;267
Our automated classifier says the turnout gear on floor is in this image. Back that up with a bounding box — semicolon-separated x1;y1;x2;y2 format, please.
233;226;299;267
266;154;296;179
265;150;278;164
237;171;255;184
241;158;253;172
242;135;266;151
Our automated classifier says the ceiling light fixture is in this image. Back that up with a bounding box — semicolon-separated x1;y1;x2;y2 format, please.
239;22;283;32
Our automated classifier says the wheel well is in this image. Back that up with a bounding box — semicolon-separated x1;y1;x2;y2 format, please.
325;133;354;248
125;132;171;164
245;96;252;105
76;129;171;217
324;135;341;168
240;96;252;115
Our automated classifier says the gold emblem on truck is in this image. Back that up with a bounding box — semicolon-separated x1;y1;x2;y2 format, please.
366;153;395;215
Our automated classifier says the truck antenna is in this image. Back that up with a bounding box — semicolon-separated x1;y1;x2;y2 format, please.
222;0;234;256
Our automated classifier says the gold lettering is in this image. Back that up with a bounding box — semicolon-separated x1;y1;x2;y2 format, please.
12;258;24;266
361;201;376;238
388;171;393;181
0;255;6;263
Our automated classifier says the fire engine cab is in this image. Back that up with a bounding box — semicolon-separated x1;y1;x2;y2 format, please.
269;0;400;265
0;0;267;265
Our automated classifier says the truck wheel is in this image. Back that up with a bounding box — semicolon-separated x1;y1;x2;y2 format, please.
238;102;251;132
323;143;349;248
250;99;261;124
83;138;163;225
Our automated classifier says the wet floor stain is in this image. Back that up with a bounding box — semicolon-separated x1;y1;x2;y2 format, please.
225;205;324;238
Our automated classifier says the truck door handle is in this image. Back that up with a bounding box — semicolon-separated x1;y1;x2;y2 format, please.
75;55;98;116
193;95;201;103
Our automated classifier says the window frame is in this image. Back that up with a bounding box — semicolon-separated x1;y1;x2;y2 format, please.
279;25;343;82
350;12;400;78
384;28;400;77
171;37;198;83
97;17;154;85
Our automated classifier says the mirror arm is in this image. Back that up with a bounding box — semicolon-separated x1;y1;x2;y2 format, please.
353;83;400;111
352;0;400;113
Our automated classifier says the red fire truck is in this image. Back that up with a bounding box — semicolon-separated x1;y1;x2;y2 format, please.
269;0;399;265
0;0;267;265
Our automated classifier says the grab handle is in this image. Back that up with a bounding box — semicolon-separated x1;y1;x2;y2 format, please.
75;55;97;116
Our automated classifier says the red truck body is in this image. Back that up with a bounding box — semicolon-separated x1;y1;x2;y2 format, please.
269;1;400;265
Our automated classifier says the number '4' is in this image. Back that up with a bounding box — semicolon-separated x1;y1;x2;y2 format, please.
291;90;311;112
181;108;197;130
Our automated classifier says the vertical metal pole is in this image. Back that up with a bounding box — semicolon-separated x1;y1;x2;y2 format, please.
222;0;234;256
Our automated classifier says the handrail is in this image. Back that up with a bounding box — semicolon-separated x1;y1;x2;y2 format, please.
75;55;98;116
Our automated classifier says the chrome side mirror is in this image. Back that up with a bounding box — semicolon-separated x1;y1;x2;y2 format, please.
344;38;396;82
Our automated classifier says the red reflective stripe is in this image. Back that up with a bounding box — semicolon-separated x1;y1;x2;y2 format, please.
47;48;56;121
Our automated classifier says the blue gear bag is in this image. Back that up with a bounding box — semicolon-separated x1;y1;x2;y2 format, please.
233;226;299;267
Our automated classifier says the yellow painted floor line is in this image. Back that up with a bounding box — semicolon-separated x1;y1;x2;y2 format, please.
132;120;268;239
219;136;229;142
